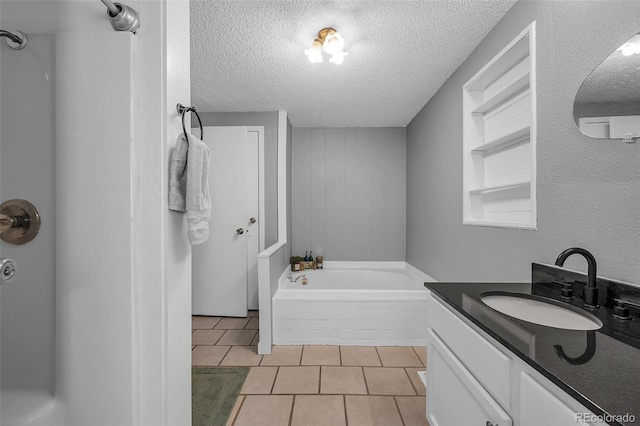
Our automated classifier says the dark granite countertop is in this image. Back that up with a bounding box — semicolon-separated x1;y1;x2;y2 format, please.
425;264;640;426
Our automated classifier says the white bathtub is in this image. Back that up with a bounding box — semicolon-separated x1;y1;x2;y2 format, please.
272;262;434;346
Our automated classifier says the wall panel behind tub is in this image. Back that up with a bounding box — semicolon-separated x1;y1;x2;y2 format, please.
292;127;406;261
55;32;136;425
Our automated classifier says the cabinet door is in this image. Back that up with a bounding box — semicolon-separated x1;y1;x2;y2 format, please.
427;329;512;426
520;373;606;426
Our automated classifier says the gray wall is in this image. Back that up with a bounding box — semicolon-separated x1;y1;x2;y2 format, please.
292;127;406;261
406;0;640;284
198;111;279;248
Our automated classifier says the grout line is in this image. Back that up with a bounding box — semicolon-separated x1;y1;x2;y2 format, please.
374;346;384;367
338;345;343;366
342;395;348;425
225;394;245;426
412;346;426;367
216;346;233;367
269;367;279;394
392;396;407;426
289;394;295;426
404;368;419;395
361;366;370;395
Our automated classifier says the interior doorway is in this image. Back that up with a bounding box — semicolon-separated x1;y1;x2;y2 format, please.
192;126;264;317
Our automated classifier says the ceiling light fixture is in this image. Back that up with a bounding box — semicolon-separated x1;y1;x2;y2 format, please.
304;28;349;65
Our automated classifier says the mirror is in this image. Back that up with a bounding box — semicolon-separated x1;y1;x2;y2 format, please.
573;32;640;141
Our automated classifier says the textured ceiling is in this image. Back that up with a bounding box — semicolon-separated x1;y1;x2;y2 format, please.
190;0;517;127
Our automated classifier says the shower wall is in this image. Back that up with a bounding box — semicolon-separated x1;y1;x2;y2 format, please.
0;34;56;394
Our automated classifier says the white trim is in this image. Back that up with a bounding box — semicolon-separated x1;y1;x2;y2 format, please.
247;126;266;252
277;111;288;244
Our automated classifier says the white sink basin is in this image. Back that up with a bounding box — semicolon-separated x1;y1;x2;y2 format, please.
481;292;603;331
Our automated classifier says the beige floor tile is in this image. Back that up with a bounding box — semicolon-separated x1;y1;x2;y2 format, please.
340;346;381;366
405;368;427;396
395;396;430;426
225;395;244;426
191;345;230;366
192;316;222;329
234;395;293;426
413;346;427;367
250;332;260;346
272;366;320;394
247;310;259;317
191;329;225;345
219;346;263;367
301;346;341;366
240;367;278;394
217;330;258;346
214;317;251;330
345;395;404;426
244;316;260;329
291;395;346;426
377;347;423;367
363;367;416;396
320;366;367;395
260;345;303;366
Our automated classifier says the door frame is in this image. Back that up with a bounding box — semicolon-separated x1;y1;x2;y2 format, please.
247;126;266;253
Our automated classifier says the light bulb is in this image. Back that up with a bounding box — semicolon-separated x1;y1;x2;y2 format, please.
323;31;345;55
329;50;348;65
305;40;324;63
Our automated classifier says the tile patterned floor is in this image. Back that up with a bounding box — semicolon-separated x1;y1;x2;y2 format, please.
192;314;430;426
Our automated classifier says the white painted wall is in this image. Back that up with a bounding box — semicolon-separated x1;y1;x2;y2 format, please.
55;31;136;425
136;1;192;424
292;127;406;261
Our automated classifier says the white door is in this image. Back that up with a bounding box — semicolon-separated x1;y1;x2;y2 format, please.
192;126;261;316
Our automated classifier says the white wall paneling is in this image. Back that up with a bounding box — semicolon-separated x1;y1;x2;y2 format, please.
292;127;406;261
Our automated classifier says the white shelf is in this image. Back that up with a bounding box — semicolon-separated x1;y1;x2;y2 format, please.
472;58;530;115
469;181;530;195
462;21;536;230
462;219;537;230
471;126;530;154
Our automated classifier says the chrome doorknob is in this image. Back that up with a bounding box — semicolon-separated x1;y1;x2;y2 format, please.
236;228;245;235
249;217;256;224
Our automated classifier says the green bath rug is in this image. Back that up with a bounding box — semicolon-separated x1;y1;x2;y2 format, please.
192;366;250;426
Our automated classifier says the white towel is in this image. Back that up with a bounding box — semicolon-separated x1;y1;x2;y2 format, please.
169;133;212;245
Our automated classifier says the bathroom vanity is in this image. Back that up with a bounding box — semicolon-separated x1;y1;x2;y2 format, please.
424;263;640;426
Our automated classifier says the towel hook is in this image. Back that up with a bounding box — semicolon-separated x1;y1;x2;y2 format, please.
176;103;203;141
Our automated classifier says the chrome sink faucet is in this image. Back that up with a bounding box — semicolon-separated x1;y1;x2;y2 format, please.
555;247;599;308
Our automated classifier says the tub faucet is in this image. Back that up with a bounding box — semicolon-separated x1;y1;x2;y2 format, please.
287;273;305;283
554;247;598;308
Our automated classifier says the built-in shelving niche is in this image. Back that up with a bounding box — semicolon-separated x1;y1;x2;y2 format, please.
463;21;537;229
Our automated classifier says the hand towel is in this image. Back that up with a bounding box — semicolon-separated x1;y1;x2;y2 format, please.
169;133;212;245
168;135;188;212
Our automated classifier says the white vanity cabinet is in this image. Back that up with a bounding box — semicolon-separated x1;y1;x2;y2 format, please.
428;329;512;426
426;292;607;426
